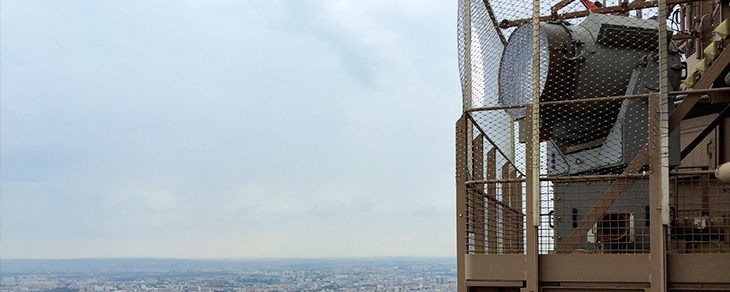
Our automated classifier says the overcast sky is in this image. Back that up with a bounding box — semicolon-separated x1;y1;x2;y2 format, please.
1;0;461;259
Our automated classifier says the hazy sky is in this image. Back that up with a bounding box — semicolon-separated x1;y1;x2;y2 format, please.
1;0;461;259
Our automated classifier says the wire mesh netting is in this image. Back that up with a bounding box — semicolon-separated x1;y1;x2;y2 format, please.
537;95;655;254
669;172;730;253
457;0;661;111
465;180;526;254
458;0;730;257
465;110;526;254
540;176;652;254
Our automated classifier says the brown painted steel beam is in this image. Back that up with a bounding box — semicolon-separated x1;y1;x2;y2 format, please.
670;44;730;132
455;115;468;292
471;188;525;216
481;0;507;46
467;178;526;184
541;173;649;181
670;87;730;96
648;89;667;292
487;148;497;254
510;168;524;253
524;105;540;290
501;164;519;253
500;0;703;28
465;88;730;114
471;134;485;254
465;254;730;283
551;0;578;14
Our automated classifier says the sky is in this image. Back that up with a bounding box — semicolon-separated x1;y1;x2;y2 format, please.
0;1;461;259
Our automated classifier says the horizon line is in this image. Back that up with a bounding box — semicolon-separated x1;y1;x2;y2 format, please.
2;256;457;261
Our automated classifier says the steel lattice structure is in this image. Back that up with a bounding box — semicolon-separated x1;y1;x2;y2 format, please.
456;0;730;290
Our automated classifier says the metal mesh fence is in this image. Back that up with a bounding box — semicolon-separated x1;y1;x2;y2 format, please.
536;95;654;254
458;0;730;257
458;0;505;110
465;108;527;254
540;176;651;254
465;179;526;254
669;172;730;253
457;0;664;111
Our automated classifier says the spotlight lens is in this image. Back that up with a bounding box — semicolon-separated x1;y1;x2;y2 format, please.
499;24;550;118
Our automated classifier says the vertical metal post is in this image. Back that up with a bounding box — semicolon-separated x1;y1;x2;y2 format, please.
473;135;485;254
462;0;474;173
456;116;468;292
524;89;540;292
459;2;473;292
524;0;541;290
529;0;541;231
657;0;670;229
650;1;670;289
649;95;668;292
463;0;474;201
524;102;540;292
502;164;513;252
510;118;516;164
487;148;497;253
463;0;473;112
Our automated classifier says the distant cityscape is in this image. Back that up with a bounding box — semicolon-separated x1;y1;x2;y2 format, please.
0;258;456;292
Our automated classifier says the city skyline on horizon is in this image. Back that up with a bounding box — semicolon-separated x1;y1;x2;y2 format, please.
1;257;457;292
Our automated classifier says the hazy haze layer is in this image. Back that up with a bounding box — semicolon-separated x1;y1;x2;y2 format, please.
1;0;460;259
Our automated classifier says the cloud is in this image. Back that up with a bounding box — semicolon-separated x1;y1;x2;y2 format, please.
1;0;460;259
